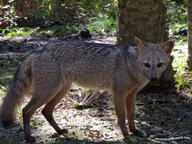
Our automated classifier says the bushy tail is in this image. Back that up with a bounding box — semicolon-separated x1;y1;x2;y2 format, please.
0;54;34;127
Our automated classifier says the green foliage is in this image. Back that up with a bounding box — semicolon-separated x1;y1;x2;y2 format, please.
72;103;87;110
0;0;17;27
50;25;77;34
78;0;117;36
0;75;12;90
28;9;51;27
81;87;89;96
0;0;118;37
172;44;192;89
26;0;77;27
166;0;187;40
88;16;117;36
166;1;189;90
167;4;187;25
173;56;187;88
0;0;118;36
0;85;6;96
0;136;15;144
71;84;80;89
2;27;36;37
124;136;139;144
77;0;117;19
1;0;117;31
1;24;78;37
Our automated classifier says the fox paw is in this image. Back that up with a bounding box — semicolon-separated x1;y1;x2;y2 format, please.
129;129;146;137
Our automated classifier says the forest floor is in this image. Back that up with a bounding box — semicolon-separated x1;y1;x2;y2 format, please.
0;33;191;144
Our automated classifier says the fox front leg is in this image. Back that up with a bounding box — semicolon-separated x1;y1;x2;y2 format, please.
126;89;146;137
113;91;129;138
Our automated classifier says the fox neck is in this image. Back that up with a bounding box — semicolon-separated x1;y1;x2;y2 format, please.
131;61;150;88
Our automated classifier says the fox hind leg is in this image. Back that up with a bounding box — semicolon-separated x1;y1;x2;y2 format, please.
22;97;44;142
22;80;63;142
42;82;71;135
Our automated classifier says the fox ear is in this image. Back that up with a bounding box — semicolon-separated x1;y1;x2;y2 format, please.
134;36;148;55
160;40;174;56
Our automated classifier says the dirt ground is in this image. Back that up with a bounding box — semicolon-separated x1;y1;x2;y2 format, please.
0;34;191;144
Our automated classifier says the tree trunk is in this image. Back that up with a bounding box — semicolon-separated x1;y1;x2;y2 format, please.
117;0;168;45
117;0;175;89
188;0;192;71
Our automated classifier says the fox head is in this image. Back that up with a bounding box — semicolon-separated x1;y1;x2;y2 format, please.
134;37;174;81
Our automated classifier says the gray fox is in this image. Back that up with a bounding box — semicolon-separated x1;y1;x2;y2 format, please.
0;37;174;142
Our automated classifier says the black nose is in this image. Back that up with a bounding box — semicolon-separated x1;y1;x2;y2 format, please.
151;77;158;81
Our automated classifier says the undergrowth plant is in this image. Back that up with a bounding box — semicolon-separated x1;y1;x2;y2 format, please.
0;85;6;96
88;16;117;36
172;43;192;89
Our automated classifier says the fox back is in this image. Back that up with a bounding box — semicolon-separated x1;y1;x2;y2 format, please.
33;41;131;90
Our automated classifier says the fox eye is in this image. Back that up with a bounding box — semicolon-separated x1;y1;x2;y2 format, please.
157;63;163;68
144;63;150;68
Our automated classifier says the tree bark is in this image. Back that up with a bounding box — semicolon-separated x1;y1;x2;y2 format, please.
188;0;192;71
117;0;168;45
117;0;175;89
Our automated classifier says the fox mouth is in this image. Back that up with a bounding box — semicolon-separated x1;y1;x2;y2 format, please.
143;72;159;82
